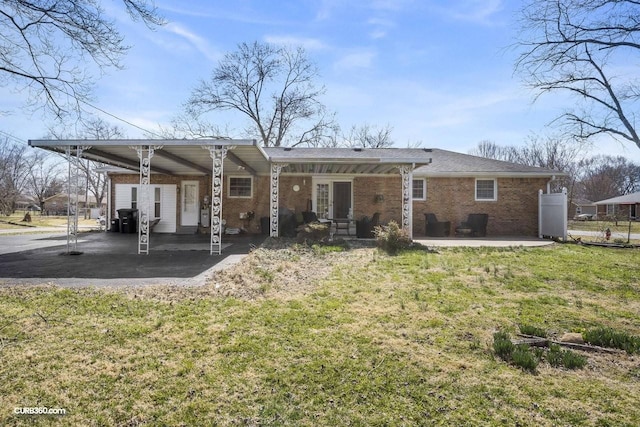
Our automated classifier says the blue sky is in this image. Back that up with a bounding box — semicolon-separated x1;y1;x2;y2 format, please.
4;0;640;162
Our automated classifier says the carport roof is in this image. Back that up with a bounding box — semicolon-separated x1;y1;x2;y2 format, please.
29;139;269;176
29;140;433;176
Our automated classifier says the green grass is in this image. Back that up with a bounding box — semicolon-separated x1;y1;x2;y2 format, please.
0;212;97;229
1;244;640;425
569;219;640;234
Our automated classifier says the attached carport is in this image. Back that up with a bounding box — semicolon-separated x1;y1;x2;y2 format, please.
28;139;269;255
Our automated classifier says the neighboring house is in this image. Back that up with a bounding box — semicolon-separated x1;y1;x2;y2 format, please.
29;139;563;243
43;193;106;216
570;198;597;219
594;192;640;220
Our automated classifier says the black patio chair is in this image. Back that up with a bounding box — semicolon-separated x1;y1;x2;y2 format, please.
455;213;488;237
424;213;451;237
356;212;381;238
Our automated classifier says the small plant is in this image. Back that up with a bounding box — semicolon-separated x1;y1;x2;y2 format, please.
518;324;548;338
511;345;539;372
583;327;640;354
374;221;412;255
546;344;587;369
493;331;514;361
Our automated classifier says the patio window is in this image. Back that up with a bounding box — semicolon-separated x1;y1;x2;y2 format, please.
154;187;161;218
131;187;137;209
412;179;426;200
228;176;252;198
475;179;497;201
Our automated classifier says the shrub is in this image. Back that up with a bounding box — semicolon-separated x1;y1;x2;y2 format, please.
493;331;514;361
546;344;587;369
583;327;640;354
518;324;548;338
511;345;539;372
374;220;412;255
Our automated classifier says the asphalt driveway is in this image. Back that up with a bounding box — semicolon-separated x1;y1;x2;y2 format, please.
0;231;266;287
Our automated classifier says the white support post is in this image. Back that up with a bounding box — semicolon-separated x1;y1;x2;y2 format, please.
270;163;285;237
65;145;90;254
204;145;230;255
398;164;414;239
132;145;162;255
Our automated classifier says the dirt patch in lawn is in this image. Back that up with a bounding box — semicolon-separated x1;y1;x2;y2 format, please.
124;239;378;302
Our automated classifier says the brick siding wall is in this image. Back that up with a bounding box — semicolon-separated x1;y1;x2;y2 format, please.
111;173;549;236
411;177;550;236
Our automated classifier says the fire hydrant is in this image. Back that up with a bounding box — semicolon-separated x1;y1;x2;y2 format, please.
605;227;611;240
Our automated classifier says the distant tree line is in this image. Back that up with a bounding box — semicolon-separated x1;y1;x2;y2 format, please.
469;137;640;204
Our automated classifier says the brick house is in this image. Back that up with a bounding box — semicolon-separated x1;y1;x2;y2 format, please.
29;139;562;253
594;192;640;220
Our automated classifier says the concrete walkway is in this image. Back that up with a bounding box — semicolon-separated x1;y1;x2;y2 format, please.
415;236;555;248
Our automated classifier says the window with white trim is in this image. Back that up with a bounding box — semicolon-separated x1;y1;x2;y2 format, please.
475;179;497;201
131;187;137;209
228;176;253;198
412;178;426;200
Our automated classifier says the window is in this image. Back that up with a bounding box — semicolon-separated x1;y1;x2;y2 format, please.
154;187;161;217
131;187;137;209
412;179;426;200
475;179;497;201
228;177;252;198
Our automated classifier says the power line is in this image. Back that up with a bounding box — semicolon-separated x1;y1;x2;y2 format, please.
0;130;28;145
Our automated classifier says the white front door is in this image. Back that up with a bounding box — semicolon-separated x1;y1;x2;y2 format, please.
181;181;199;226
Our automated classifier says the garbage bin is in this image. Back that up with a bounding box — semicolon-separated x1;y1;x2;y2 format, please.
110;218;120;232
118;208;138;233
260;216;270;235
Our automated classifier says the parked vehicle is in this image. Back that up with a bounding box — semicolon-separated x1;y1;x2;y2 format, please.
574;213;595;221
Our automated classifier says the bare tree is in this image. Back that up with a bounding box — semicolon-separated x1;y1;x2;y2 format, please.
0;137;29;215
24;151;64;212
186;41;332;147
342;123;395;148
469;134;584;194
577;155;640;200
48;117;125;209
468;140;520;163
515;0;640;150
0;0;163;118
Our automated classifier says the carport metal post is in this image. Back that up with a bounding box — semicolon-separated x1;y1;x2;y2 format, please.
270;163;286;237
65;145;89;254
132;145;162;255
204;145;229;255
398;164;414;239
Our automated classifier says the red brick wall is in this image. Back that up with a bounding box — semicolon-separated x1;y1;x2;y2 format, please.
411;177;550;236
111;173;549;236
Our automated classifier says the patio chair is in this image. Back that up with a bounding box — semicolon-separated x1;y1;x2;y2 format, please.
424;213;451;237
455;213;488;237
356;212;381;238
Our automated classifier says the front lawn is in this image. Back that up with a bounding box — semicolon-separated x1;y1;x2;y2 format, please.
0;212;97;229
1;243;639;425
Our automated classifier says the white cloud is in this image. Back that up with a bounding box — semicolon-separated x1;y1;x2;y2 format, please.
163;23;221;62
434;0;504;25
264;35;327;50
333;50;376;71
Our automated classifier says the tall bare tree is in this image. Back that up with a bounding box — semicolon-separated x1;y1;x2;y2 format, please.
186;41;332;147
0;0;163;118
24;150;64;212
48;117;125;209
577;155;640;200
515;0;640;150
343;123;395;148
0;137;29;215
469;134;584;194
